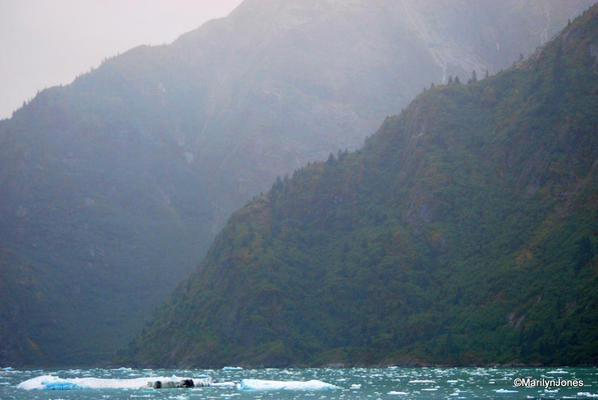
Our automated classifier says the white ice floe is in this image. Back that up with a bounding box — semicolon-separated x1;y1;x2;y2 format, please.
222;366;243;371
211;382;237;388
388;390;408;395
350;383;361;389
408;379;435;384
495;388;518;393
17;375;211;390
236;379;339;391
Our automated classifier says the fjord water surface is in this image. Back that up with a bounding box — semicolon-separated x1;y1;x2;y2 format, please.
2;366;597;399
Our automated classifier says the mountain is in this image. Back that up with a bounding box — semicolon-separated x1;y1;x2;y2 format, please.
0;0;594;366
121;5;598;368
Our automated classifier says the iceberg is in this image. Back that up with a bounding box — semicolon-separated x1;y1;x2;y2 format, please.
17;375;212;390
236;379;340;391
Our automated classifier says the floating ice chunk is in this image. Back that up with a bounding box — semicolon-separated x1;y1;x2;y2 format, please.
236;379;339;391
46;381;83;390
18;376;79;390
495;388;518;393
222;366;243;371
350;383;361;389
212;382;237;388
17;375;211;390
388;391;408;395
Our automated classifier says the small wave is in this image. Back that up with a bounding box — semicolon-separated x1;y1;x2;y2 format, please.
495;388;518;393
546;369;569;374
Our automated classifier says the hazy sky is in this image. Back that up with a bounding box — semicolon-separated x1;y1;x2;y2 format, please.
0;0;243;120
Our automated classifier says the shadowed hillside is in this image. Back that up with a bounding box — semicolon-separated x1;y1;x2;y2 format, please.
122;5;598;367
0;0;594;365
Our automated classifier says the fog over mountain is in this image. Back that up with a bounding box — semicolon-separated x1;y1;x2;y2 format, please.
0;0;243;119
123;4;598;367
0;0;594;366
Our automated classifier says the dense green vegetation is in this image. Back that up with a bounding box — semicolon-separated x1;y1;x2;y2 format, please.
122;6;598;368
3;1;589;367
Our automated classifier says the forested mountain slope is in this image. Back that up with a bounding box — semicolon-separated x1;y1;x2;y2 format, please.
123;5;598;367
0;0;593;365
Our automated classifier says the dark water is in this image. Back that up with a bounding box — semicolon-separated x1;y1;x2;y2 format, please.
1;366;597;399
